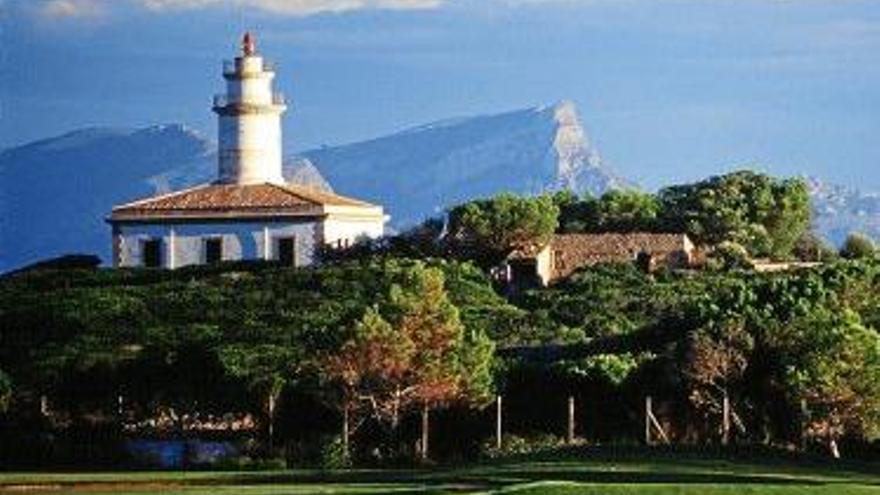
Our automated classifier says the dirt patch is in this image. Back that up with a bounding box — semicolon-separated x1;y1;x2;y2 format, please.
1;485;63;493
1;482;184;493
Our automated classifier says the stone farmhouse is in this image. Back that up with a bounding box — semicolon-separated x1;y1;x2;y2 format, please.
504;232;696;287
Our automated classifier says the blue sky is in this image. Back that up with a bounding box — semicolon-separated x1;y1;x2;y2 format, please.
1;0;879;190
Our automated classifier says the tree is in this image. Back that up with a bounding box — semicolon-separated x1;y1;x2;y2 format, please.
318;264;494;460
658;171;811;258
707;241;753;271
446;193;559;266
556;190;660;234
678;275;757;444
771;309;880;458
219;342;302;455
840;232;876;260
319;307;413;460
682;320;753;444
593;190;660;232
793;232;837;262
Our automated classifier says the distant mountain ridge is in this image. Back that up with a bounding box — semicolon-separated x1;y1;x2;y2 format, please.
0;124;326;271
302;101;627;226
0;102;625;270
2;102;875;272
0;125;211;272
808;178;880;246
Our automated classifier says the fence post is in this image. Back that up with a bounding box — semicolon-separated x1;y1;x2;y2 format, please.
645;395;670;445
567;396;575;444
342;404;350;460
496;395;503;450
800;398;807;451
722;393;730;446
420;403;430;461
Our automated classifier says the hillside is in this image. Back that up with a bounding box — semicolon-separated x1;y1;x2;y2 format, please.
1;102;876;272
0;125;212;272
808;178;880;245
0;102;623;271
303;101;627;226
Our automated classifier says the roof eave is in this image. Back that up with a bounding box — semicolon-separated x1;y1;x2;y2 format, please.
108;207;326;223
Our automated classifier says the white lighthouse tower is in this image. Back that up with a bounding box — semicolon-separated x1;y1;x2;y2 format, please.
109;33;386;270
213;32;286;185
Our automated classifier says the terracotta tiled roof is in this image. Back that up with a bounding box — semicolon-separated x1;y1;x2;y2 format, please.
547;233;693;279
110;182;379;221
507;242;549;260
550;233;690;255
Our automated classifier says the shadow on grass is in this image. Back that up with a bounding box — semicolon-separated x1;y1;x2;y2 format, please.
208;466;827;492
5;446;879;493
205;445;880;491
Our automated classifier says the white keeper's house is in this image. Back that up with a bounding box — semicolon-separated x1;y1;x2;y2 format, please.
108;33;386;269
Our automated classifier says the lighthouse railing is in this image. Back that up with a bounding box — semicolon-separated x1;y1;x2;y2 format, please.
222;59;277;76
212;93;285;108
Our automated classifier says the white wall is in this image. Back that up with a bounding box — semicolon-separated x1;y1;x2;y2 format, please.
216;54;285;185
321;215;385;248
227;56;274;104
218;112;283;184
115;220;319;268
535;247;552;286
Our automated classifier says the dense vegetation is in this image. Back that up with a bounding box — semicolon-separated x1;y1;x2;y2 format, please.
1;170;879;469
0;259;516;466
444;170;813;267
656;170;811;258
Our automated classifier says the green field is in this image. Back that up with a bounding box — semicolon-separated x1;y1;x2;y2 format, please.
3;450;880;494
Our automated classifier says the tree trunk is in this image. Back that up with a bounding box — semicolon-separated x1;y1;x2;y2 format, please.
829;438;841;459
722;391;730;446
390;390;401;457
342;403;350;460
567;396;575;444
420;403;429;461
496;395;503;450
267;391;276;455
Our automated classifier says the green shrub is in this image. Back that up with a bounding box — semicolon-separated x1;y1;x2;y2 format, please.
840;232;876;260
319;435;351;470
481;433;569;459
794;232;838;262
707;241;753;271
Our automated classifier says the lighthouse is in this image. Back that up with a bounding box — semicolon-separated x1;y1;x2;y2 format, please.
108;34;387;269
214;32;286;185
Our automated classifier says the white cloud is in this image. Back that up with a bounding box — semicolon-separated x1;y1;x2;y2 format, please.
20;0;440;20
139;0;442;16
37;0;105;18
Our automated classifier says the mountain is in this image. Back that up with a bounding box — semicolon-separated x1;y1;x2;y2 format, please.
0;125;327;271
1;102;624;271
303;101;627;226
3;101;878;272
808;178;880;246
0;125;211;272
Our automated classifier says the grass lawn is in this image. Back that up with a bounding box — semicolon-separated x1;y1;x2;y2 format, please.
3;448;880;494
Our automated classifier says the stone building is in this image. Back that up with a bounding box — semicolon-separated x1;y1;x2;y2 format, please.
505;232;695;287
108;33;386;268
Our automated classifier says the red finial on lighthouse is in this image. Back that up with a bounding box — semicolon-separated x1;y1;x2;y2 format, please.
242;32;256;56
